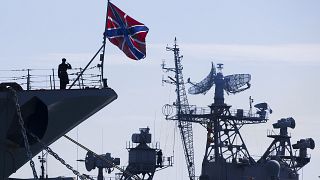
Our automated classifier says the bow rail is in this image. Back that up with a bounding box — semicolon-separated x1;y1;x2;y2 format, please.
0;66;102;90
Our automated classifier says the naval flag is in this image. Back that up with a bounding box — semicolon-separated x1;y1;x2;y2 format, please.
105;2;149;60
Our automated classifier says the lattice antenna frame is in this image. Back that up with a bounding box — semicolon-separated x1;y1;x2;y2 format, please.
188;62;216;95
224;74;251;94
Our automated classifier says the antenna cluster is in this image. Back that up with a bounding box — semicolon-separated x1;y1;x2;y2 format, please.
188;62;251;96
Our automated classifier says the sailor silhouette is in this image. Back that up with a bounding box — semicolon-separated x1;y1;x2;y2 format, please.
58;58;72;89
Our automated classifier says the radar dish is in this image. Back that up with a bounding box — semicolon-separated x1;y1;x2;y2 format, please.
224;74;251;94
188;63;216;95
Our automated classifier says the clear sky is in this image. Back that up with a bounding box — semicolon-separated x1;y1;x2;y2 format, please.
1;0;320;179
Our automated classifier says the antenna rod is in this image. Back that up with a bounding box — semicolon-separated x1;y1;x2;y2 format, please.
101;0;111;86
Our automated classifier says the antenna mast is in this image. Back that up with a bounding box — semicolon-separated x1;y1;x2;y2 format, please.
163;56;313;179
162;38;195;180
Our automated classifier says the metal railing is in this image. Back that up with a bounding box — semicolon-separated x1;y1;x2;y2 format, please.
165;104;269;119
0;66;102;90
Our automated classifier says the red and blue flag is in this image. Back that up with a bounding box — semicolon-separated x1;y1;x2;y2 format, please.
106;2;149;60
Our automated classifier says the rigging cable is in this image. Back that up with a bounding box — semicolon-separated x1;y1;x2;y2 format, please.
8;88;92;180
28;132;93;180
63;134;142;180
8;88;38;179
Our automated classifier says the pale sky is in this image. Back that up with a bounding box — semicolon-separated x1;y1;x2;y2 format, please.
1;0;320;179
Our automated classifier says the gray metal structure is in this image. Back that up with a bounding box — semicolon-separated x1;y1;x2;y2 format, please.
120;128;158;180
161;38;195;180
162;41;315;180
258;118;315;179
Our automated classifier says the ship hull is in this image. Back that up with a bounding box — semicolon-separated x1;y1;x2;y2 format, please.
200;160;299;180
0;88;117;179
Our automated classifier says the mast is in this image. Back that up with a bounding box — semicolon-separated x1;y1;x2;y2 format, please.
162;38;195;180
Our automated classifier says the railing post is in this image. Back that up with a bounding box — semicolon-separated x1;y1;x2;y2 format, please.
27;69;30;90
80;68;84;89
78;69;81;89
52;68;56;90
49;75;52;90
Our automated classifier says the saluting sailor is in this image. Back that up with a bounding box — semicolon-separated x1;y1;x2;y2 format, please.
58;58;72;89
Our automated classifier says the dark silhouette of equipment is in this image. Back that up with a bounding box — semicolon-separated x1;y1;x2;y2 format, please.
85;151;120;180
273;117;296;130
258;117;315;179
120;127;171;180
293;138;315;167
255;102;272;119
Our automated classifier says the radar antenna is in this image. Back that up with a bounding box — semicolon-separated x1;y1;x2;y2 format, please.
224;74;251;94
188;63;251;99
188;62;216;95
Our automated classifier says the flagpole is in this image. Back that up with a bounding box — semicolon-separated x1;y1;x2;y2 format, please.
69;1;110;89
101;0;110;87
69;44;104;89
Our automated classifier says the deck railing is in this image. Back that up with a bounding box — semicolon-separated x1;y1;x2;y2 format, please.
0;66;102;90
